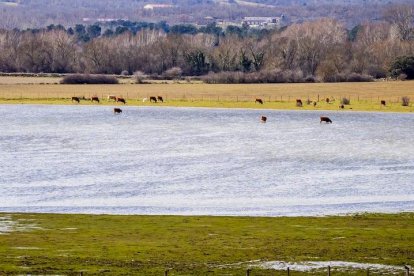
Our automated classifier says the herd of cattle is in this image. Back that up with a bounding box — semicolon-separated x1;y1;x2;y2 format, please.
69;94;389;123
255;97;387;109
71;95;127;104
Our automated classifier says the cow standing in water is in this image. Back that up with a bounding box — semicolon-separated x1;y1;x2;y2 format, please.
91;96;100;103
113;108;122;114
261;116;267;123
320;116;332;123
255;98;263;104
150;96;157;103
71;97;80;103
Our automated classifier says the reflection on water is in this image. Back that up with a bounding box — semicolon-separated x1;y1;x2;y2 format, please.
0;105;414;216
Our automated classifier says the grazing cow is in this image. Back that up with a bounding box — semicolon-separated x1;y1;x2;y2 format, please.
261;116;267;123
71;96;80;103
313;101;317;107
339;104;344;109
296;99;303;107
142;97;148;102
91;96;100;103
381;100;386;106
116;97;126;104
320;116;332;123
150;96;157;103
113;108;122;114
157;96;164;103
255;98;264;104
326;98;330;103
107;95;116;101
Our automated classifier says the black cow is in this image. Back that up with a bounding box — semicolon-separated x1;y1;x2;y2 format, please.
150;96;157;103
255;98;263;104
320;116;332;123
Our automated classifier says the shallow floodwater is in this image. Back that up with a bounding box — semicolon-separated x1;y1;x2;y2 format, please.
0;105;414;216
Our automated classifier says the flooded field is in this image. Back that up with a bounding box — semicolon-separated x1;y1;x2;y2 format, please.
0;105;413;216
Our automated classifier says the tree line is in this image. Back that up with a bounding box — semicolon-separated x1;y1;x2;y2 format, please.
0;7;413;83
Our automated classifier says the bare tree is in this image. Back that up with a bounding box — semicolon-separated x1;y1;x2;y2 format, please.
384;5;414;41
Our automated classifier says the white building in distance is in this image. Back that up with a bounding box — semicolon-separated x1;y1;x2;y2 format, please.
143;4;175;10
242;16;284;28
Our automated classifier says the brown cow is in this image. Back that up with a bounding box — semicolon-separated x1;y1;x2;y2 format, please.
261;116;267;123
255;98;263;104
71;97;80;103
116;97;126;104
157;96;164;103
381;100;386;106
107;95;116;101
150;96;157;103
326;98;330;103
91;96;100;103
113;108;122;114
320;116;332;123
339;104;344;109
296;99;303;107
313;101;317;107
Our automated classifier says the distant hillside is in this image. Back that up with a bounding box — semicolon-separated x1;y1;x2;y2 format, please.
0;0;413;29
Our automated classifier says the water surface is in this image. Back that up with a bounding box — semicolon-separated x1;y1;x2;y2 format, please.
1;105;413;216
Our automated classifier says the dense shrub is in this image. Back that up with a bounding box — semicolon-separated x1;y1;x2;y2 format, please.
366;66;387;79
341;97;351;105
398;73;408;81
390;56;414;80
60;74;119;84
324;72;373;83
346;73;374;82
202;70;305;84
120;70;130;76
402;96;410;106
163;67;183;80
134;71;148;84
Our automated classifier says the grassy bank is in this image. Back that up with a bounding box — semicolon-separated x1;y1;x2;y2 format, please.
1;98;414;113
0;213;413;275
1;80;414;112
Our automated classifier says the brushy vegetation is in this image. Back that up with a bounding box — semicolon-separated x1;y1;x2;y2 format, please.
203;71;376;84
402;96;410;106
202;70;306;84
60;74;119;84
341;97;351;105
0;213;413;275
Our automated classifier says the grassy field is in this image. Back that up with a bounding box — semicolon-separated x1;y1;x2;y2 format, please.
1;79;414;112
0;213;413;275
1;98;414;113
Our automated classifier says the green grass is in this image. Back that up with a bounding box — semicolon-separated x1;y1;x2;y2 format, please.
1;98;414;113
0;213;413;275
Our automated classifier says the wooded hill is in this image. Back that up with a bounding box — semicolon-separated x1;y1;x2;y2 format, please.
0;0;413;29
